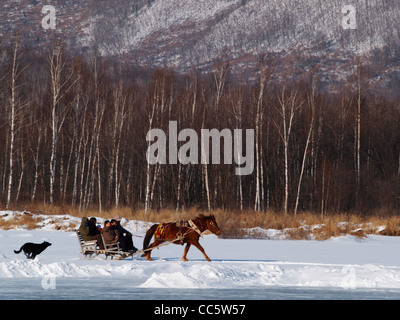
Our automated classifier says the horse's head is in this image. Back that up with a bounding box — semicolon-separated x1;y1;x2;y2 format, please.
199;214;221;236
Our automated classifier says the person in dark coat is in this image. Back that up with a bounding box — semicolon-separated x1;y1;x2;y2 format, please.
88;217;101;235
111;217;137;253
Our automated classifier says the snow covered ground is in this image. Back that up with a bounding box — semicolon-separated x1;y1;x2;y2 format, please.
1;211;400;299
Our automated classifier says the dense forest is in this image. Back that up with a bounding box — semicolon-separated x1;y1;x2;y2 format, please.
0;40;400;216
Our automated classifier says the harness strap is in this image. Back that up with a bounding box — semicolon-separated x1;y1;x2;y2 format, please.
189;220;203;237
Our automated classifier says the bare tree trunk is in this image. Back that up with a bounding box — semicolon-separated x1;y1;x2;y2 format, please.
31;127;42;202
321;159;326;217
144;153;152;214
274;87;301;214
232;88;244;210
1;134;8;199
200;99;211;211
254;72;267;211
96;128;103;212
213;61;228;114
355;66;362;211
81;57;104;211
47;48;76;205
5;40;29;207
144;85;156;215
111;81;127;208
71;91;85;207
294;83;316;216
79;130;89;211
202;153;211;211
15;143;25;204
176;162;182;211
6;42;18;208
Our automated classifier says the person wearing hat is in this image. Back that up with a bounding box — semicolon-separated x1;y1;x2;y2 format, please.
79;217;104;250
111;217;138;254
101;220;120;244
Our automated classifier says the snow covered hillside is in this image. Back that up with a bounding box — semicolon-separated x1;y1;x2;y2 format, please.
105;0;399;65
3;0;400;81
2;211;400;299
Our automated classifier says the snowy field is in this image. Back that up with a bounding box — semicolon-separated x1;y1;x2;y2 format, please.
2;212;400;300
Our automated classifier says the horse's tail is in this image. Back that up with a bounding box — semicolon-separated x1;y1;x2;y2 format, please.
14;247;22;254
141;224;158;256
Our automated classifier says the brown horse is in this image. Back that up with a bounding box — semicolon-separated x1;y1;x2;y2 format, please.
142;214;221;262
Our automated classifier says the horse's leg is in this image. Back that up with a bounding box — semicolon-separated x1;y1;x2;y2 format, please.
192;240;211;262
145;240;163;261
182;243;191;262
144;246;152;261
145;241;156;261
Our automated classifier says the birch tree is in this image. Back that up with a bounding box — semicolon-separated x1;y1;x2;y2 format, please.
6;40;28;208
274;86;303;214
47;47;76;205
84;56;105;211
231;86;244;210
109;80;127;208
294;81;316;216
144;71;170;213
254;71;267;211
355;65;363;211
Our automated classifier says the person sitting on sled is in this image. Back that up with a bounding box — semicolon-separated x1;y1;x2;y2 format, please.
111;215;138;254
101;220;120;244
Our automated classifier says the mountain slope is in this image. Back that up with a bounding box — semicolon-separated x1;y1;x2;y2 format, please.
92;0;400;68
1;0;400;84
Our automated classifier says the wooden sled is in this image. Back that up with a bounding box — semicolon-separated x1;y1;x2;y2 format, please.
76;230;135;260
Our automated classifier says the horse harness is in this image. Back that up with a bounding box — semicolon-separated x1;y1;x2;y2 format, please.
188;219;204;237
154;219;207;244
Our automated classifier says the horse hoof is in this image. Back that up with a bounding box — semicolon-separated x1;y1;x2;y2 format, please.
182;258;188;262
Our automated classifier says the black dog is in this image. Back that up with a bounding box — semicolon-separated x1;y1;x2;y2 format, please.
14;241;52;260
